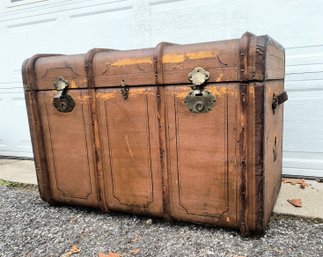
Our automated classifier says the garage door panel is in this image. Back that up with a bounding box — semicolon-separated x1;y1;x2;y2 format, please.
0;0;323;177
0;87;32;157
283;90;323;177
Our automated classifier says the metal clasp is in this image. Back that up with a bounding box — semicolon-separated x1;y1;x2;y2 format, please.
120;80;129;100
53;76;75;112
184;67;216;113
188;67;210;88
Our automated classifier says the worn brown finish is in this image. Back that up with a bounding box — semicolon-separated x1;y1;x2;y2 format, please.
38;90;98;206
96;87;163;215
263;80;285;226
85;48;113;212
22;32;286;235
165;84;239;228
34;54;87;90
23;54;62;204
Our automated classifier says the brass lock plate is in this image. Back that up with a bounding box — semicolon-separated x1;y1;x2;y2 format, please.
53;94;75;113
184;89;216;113
53;76;75;113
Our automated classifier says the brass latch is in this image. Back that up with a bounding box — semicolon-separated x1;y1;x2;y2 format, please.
188;67;210;86
120;80;129;100
184;67;216;113
53;76;75;112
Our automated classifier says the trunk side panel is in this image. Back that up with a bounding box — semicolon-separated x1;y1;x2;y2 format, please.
263;80;284;225
254;83;265;232
244;83;265;234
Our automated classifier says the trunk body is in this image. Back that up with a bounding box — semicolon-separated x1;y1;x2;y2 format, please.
22;32;286;235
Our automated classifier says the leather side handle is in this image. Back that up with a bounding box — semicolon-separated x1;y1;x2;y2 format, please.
272;91;288;113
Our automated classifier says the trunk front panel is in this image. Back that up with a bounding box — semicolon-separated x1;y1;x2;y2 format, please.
165;84;240;226
96;87;163;216
37;90;98;206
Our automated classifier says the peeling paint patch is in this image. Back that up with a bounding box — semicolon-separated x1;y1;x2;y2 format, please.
69;80;78;88
76;95;91;102
127;88;147;96
172;85;235;99
163;51;216;64
96;92;117;100
215;74;224;82
163;54;185;63
110;57;153;67
208;86;228;96
186;51;215;60
96;88;155;100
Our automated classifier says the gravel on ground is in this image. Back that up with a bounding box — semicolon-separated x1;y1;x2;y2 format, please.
0;185;322;257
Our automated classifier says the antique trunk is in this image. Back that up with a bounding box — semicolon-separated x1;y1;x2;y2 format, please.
22;32;287;235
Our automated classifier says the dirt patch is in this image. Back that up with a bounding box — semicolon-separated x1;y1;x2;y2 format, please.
0;179;37;190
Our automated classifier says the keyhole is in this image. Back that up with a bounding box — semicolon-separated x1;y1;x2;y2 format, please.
195;102;205;112
60;101;67;111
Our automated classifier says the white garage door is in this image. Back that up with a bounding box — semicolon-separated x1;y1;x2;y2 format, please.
0;0;322;177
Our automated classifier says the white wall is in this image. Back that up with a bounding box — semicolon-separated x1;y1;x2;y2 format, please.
0;0;322;177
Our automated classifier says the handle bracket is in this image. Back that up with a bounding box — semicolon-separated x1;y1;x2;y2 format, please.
272;91;288;113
